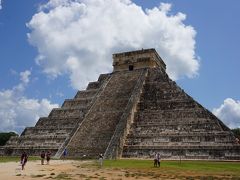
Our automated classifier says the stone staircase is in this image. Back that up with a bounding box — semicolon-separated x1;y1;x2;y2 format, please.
66;69;145;158
122;68;240;160
3;74;110;155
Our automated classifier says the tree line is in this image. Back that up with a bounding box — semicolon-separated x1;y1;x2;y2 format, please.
0;132;18;146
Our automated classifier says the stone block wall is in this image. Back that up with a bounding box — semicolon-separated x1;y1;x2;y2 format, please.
3;73;110;156
122;68;240;160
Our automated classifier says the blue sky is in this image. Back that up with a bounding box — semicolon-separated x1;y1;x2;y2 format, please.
0;0;240;133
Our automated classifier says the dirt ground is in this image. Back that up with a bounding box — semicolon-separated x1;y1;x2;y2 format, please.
0;160;144;180
0;160;239;180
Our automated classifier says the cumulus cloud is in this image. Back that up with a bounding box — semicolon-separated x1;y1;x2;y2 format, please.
213;98;240;129
27;0;199;90
0;0;2;10
0;70;59;133
20;70;31;84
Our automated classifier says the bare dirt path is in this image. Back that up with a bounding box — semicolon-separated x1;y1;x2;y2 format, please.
0;160;138;180
0;160;77;179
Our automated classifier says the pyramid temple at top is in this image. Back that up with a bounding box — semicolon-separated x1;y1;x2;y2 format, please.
1;49;240;160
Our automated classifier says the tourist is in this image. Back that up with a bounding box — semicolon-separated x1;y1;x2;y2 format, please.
154;152;161;167
46;151;51;165
157;152;161;167
99;153;103;167
40;151;45;165
154;153;158;167
63;148;67;160
20;151;28;170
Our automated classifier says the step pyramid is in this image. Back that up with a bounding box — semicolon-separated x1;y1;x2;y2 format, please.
2;49;240;160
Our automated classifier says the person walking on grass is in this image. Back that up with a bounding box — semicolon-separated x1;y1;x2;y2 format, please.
20;151;28;170
157;152;161;167
40;151;45;165
99;153;103;167
154;152;158;167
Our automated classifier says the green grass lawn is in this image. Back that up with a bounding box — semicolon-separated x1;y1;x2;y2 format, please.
101;159;240;178
103;159;240;171
0;156;40;163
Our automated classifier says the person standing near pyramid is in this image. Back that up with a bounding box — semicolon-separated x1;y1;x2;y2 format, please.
40;151;45;165
99;153;103;167
46;151;51;165
63;148;67;160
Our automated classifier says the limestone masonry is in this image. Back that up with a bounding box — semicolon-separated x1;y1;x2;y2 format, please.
1;49;240;160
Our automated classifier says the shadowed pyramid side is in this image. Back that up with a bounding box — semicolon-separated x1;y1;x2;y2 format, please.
123;68;240;160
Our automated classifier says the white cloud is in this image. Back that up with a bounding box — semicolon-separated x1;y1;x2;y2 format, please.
0;0;2;10
20;70;31;84
0;70;59;133
27;0;199;90
213;98;240;129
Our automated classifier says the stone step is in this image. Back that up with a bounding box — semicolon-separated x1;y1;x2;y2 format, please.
135;108;210;119
126;131;233;137
97;73;111;83
3;147;59;156
62;98;93;108
124;141;237;146
137;107;206;114
8;134;68;141
7;142;64;148
139;99;195;104
6;142;63;148
87;81;101;90
67;147;106;158
100;85;138;98
133;118;217;126
130;123;221;133
140;93;188;101
144;81;178;89
76;74;110;96
143;86;180;93
49;108;86;118
93;99;130;111
123;144;240;150
6;135;68;146
22;126;74;135
35;117;80;127
74;89;98;99
138;101;199;110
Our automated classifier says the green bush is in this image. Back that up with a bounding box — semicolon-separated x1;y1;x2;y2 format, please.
232;128;240;139
0;132;18;146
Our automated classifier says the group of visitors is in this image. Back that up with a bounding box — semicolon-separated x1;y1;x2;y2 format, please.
20;150;51;170
20;150;160;170
40;150;52;165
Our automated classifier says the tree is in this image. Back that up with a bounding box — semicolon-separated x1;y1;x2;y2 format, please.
231;128;240;139
0;132;18;146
